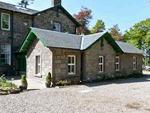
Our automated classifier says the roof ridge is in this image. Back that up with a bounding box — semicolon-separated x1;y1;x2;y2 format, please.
30;27;82;37
84;32;107;36
0;1;39;12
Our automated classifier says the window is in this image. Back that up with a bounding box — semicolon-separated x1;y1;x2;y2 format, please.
68;55;76;74
115;56;119;71
54;22;61;32
36;56;40;74
1;44;11;65
1;13;10;30
133;57;137;70
99;56;104;72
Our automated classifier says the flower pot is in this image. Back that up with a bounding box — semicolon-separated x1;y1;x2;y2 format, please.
45;82;50;88
0;91;8;95
73;80;79;85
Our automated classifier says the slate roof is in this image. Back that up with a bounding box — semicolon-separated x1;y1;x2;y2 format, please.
0;1;38;15
80;32;106;50
31;27;82;50
20;27;146;56
116;41;146;56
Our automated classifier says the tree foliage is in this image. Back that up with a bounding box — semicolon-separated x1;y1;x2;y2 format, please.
124;19;150;55
91;20;105;34
18;0;34;8
73;6;92;35
109;24;125;42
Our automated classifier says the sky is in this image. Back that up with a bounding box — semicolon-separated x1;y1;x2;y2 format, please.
2;0;150;34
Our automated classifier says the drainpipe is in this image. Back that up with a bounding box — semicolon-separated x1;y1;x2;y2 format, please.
11;11;14;67
80;51;84;82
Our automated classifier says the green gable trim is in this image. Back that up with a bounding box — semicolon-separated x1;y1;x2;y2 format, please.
85;32;123;53
33;5;81;27
19;29;47;52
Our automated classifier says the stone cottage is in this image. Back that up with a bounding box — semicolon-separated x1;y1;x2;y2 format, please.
19;27;145;83
0;0;80;75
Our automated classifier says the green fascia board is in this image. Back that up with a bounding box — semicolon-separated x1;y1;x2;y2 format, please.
33;5;81;27
85;32;123;53
19;29;47;52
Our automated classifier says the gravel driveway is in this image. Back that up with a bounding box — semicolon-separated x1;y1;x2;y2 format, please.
1;76;150;113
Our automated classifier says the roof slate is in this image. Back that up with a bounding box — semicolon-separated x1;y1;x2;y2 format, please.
31;27;82;50
21;27;145;56
116;41;146;55
81;32;106;50
0;1;38;15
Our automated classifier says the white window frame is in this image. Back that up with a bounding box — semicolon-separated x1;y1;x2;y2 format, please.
1;44;11;65
68;55;76;75
133;57;137;70
35;56;41;75
99;56;104;73
115;56;120;71
54;22;61;32
1;13;10;31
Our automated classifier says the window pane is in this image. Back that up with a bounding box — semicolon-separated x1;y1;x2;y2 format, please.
54;23;60;32
72;57;74;63
116;64;119;70
100;65;103;71
68;57;71;63
2;14;9;21
37;56;40;64
68;65;71;72
37;66;40;73
72;65;75;73
116;57;119;63
99;57;103;63
2;21;9;29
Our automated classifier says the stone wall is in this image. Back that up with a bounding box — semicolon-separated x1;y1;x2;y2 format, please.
52;48;81;82
27;37;53;81
34;8;76;34
83;38;116;80
82;38;143;81
115;53;143;76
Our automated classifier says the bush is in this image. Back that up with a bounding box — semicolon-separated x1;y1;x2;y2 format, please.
0;77;6;83
128;73;144;78
21;75;27;83
2;82;17;88
46;72;51;83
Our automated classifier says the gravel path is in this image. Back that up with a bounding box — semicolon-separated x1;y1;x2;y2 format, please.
1;76;150;113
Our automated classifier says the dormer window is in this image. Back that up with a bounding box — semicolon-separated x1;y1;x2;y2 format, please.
54;22;61;32
1;13;10;30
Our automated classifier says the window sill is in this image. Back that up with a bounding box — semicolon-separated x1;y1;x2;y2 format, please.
68;73;76;76
1;28;10;31
35;74;42;78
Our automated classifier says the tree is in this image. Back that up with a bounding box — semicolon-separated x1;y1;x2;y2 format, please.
91;20;105;34
18;0;34;8
124;18;150;64
109;24;125;42
73;6;92;35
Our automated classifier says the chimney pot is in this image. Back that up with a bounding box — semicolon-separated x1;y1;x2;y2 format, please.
51;0;61;7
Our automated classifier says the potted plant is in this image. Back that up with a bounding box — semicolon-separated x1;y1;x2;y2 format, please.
19;75;28;91
45;72;52;88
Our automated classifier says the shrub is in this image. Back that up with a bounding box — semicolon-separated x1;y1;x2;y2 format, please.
128;73;144;78
0;82;2;86
46;72;51;83
21;75;27;83
2;82;17;88
0;77;6;83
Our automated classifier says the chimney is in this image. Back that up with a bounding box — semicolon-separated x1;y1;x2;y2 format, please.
51;0;61;7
